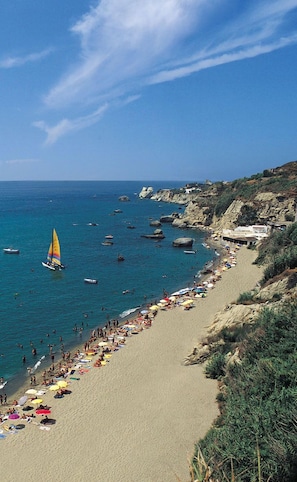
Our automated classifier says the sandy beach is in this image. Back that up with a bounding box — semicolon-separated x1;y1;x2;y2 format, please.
0;246;262;482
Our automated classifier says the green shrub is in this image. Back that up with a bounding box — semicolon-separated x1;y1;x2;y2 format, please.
192;301;297;482
204;352;226;379
237;291;254;304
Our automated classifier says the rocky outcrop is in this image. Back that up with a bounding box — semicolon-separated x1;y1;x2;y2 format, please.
118;195;130;202
147;162;297;231
141;229;165;239
160;215;176;223
139;187;153;199
149;220;161;227
184;270;297;366
172;237;194;247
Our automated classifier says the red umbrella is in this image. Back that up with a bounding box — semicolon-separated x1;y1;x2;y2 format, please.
36;409;51;415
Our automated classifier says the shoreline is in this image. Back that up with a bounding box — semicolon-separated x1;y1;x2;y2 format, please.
0;245;263;482
2;236;220;402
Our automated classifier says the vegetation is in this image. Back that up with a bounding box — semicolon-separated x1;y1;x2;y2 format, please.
192;302;297;482
236;204;259;226
214;192;235;216
191;225;297;481
237;290;255;304
254;223;297;283
204;352;226;379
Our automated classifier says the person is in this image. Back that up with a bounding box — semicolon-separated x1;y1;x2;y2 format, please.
22;355;26;364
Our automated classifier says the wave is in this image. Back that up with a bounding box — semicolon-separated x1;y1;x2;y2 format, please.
30;355;46;374
119;306;141;319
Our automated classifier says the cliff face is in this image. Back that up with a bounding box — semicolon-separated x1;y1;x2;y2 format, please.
149;161;297;230
184;268;297;366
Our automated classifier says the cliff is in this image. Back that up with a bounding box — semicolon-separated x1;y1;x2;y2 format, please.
149;161;297;231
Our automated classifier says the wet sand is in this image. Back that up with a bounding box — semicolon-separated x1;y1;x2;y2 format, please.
0;246;262;482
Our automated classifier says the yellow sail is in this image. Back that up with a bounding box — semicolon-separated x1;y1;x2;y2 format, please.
46;229;61;267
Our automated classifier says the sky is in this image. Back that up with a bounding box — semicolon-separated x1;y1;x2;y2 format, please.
1;0;297;182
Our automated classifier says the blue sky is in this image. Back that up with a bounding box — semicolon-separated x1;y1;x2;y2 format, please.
1;0;297;181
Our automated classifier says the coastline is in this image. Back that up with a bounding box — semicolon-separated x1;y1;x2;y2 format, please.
0;246;263;482
3;235;219;401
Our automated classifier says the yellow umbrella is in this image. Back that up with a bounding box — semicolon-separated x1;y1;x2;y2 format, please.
49;384;60;391
57;380;68;388
149;305;159;311
181;299;194;306
31;398;43;405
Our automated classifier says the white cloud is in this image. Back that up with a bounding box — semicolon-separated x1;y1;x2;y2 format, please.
33;104;108;145
40;0;297;141
0;49;52;68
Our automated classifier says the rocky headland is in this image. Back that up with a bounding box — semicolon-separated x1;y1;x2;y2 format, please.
141;161;297;232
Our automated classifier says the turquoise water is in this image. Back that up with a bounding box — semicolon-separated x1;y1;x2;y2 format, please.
0;181;214;394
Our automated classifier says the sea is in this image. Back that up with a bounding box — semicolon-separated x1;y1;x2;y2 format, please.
0;181;215;396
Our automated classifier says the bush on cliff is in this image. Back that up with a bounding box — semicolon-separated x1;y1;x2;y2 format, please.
191;301;297;482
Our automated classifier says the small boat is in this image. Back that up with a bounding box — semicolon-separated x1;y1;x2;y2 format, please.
102;241;113;246
3;248;20;254
184;250;196;254
87;222;98;226
84;278;98;284
114;209;123;214
105;234;113;239
42;229;65;271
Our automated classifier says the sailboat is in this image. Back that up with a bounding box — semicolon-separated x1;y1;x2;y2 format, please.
42;229;65;270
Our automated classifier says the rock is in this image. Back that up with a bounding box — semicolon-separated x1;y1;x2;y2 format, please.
141;229;165;239
118;195;130;202
150;220;162;227
139;187;153;199
172;237;194;247
159;215;175;223
172;218;190;229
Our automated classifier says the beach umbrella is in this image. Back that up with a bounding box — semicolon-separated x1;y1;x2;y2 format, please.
22;405;34;411
49;384;60;391
18;395;28;406
168;296;176;302
149;305;159;311
31;398;43;405
56;380;68;388
98;341;108;347
181;299;194;306
140;310;149;314
178;288;191;295
40;418;56;425
25;389;37;395
8;413;20;420
15;424;26;430
36;409;51;415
